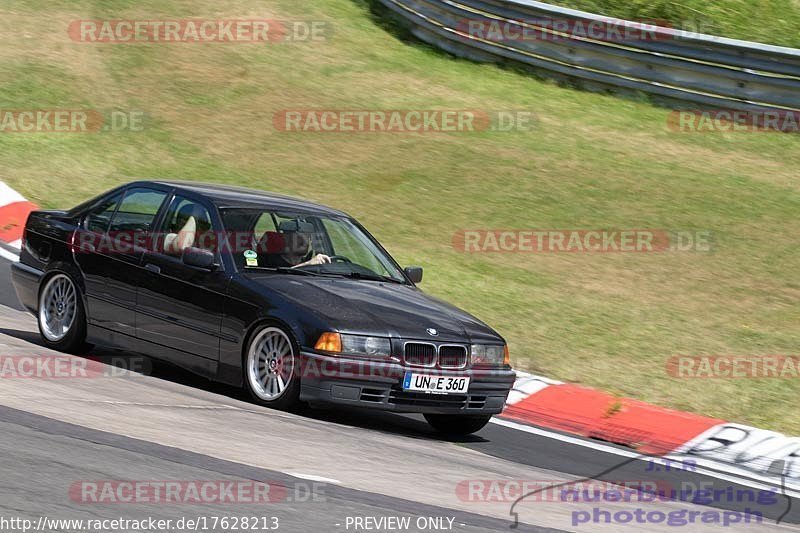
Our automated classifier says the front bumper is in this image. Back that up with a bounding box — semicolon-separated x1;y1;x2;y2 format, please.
298;351;515;414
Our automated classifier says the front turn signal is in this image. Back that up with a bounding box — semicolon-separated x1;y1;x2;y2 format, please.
315;332;342;353
503;345;511;366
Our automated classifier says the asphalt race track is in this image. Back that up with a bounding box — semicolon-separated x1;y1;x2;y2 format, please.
0;255;798;533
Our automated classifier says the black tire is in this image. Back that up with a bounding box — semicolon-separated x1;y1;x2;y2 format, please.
424;414;493;435
37;272;88;354
243;324;302;411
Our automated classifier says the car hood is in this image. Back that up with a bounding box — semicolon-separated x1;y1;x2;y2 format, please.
243;274;504;343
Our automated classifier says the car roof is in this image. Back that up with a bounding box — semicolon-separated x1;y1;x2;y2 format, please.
134;180;348;216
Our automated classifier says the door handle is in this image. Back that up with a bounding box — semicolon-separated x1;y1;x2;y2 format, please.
144;263;161;274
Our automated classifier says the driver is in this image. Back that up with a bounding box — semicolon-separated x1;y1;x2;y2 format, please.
283;231;331;268
262;219;331;268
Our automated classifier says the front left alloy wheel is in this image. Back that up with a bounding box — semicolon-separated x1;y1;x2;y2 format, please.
37;272;87;353
245;325;301;410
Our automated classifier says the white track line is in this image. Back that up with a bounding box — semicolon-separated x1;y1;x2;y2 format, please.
0;182;26;205
0;246;20;263
285;473;342;484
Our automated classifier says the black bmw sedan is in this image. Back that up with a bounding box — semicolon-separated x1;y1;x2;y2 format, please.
11;181;515;434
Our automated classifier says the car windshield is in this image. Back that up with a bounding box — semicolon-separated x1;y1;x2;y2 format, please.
220;207;407;283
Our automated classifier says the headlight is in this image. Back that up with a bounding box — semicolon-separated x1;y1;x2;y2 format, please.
342;334;392;357
315;332;392;358
471;344;509;366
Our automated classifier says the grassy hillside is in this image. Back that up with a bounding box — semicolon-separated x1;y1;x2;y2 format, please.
1;0;798;432
557;0;800;48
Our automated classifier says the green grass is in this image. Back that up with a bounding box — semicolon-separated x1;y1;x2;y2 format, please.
556;0;800;48
0;0;798;433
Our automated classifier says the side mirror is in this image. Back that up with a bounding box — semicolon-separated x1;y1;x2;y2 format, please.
404;266;423;284
182;247;217;270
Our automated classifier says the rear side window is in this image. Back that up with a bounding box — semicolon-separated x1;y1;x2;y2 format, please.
84;194;121;234
160;195;215;256
108;188;168;233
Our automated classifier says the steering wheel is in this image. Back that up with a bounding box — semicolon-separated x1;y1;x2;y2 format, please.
328;255;352;263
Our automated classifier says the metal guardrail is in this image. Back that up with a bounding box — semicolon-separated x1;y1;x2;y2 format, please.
378;0;800;112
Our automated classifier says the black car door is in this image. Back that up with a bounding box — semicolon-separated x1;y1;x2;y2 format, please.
135;193;229;361
73;186;169;338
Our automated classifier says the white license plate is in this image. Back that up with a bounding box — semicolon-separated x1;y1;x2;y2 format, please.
403;372;470;394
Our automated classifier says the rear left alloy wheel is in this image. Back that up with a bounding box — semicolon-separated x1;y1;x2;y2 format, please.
245;325;301;410
37;273;87;353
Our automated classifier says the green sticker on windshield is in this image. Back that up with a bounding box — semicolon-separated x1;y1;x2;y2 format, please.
244;249;258;267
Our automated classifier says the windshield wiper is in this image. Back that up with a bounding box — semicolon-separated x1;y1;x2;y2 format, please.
338;272;405;284
247;266;325;277
275;267;329;277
